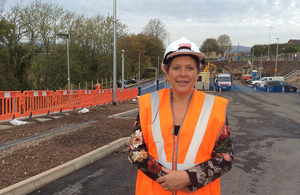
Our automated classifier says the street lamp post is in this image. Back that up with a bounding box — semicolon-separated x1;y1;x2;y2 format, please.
275;38;279;76
148;67;157;86
252;46;254;68
57;33;70;90
135;51;140;86
267;26;272;61
157;55;160;80
121;50;125;89
112;0;117;106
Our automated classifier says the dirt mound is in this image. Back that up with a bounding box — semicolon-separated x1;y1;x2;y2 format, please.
225;61;300;76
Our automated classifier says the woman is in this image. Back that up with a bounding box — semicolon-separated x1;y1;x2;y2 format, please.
128;37;233;194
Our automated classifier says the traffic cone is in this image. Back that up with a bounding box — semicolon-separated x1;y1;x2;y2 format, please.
254;85;257;93
282;86;285;93
219;86;221;92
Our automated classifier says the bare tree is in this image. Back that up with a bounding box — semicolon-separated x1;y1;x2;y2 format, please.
217;34;232;53
142;18;167;42
0;0;6;15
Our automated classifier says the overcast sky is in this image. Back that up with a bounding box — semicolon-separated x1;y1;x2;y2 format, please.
4;0;300;47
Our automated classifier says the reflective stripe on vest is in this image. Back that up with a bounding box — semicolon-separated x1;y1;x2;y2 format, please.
150;90;216;170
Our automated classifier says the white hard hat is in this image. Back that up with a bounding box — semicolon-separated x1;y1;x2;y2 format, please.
162;37;203;66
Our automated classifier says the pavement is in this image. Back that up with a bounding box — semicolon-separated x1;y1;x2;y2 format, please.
0;113;68;131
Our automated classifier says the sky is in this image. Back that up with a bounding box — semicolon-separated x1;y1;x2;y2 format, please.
4;0;300;47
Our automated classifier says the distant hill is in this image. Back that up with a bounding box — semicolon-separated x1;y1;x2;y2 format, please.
230;45;251;53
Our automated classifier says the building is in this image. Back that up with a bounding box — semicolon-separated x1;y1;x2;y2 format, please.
287;39;300;44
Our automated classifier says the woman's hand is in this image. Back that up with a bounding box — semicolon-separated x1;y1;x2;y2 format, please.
156;167;192;192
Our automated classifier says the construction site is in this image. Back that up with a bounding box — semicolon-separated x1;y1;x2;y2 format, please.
196;60;300;90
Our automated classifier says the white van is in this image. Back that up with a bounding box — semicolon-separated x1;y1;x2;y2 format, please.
216;73;231;91
251;76;284;86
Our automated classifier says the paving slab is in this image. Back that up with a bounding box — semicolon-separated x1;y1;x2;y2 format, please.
0;125;14;131
34;118;53;123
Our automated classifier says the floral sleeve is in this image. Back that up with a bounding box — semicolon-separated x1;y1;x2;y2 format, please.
128;114;165;180
185;117;233;192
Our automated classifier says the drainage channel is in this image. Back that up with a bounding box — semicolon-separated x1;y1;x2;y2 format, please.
0;120;97;154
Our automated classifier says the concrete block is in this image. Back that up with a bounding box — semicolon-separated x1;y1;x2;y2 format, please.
0;125;14;130
34;163;75;189
0;179;35;195
34;118;52;123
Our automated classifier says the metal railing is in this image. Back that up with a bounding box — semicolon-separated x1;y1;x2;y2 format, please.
284;70;300;81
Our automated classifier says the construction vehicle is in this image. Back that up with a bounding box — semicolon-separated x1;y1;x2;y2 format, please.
216;73;232;91
195;62;223;91
203;62;224;75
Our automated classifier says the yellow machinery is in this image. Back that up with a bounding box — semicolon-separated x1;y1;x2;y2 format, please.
203;62;223;75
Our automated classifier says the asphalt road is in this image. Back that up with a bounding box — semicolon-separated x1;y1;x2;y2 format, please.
29;81;300;195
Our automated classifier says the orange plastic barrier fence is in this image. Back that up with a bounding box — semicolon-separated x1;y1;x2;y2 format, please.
127;88;138;99
106;89;113;103
0;91;22;120
117;89;126;102
23;91;55;117
0;87;139;121
55;90;80;112
79;90;94;108
94;89;108;105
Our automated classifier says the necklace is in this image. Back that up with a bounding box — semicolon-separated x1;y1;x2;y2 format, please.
170;89;194;103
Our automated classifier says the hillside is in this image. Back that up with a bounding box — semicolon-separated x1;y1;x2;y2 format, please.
230;45;251;53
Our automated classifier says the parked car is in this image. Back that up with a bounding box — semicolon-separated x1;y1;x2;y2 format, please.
261;73;270;77
246;76;260;84
251;76;284;86
124;79;138;85
264;81;298;92
251;76;260;81
257;81;267;87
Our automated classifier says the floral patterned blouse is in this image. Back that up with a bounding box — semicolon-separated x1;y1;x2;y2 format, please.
128;113;233;192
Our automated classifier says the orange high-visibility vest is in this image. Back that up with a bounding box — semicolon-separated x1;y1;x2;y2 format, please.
137;88;228;195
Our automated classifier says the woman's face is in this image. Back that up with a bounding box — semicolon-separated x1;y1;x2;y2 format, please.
166;55;198;95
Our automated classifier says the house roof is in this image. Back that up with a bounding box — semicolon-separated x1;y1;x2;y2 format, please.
287;39;300;44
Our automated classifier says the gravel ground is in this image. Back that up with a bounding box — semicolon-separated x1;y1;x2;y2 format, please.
0;101;138;190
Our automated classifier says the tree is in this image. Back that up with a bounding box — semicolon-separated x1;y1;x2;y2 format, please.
136;33;164;73
0;0;6;15
142;18;167;43
117;34;145;79
200;38;220;59
22;0;76;89
217;34;232;53
0;18;19;90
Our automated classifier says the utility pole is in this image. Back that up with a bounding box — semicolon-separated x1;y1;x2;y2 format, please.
157;55;160;80
122;50;125;88
267;26;272;61
57;33;70;90
113;0;117;105
259;53;263;78
275;38;279;76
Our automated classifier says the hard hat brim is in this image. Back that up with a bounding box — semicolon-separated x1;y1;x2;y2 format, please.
166;51;204;62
